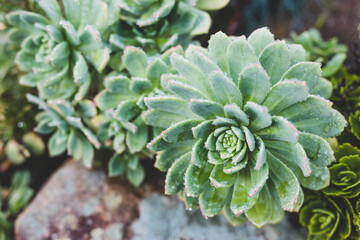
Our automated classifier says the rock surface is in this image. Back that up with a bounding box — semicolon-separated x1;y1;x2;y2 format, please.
15;160;307;240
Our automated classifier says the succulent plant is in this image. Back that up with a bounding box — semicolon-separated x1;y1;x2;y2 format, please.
289;28;347;78
323;143;360;198
109;0;211;56
94;45;182;185
5;0;119;100
27;94;100;168
299;193;353;240
144;28;347;227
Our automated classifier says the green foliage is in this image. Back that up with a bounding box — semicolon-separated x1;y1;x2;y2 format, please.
289;28;347;78
0;171;34;240
109;0;212;56
299;193;353;240
144;28;346;227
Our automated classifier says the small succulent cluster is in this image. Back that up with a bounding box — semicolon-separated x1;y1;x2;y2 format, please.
3;0;229;187
3;0;359;236
144;28;346;226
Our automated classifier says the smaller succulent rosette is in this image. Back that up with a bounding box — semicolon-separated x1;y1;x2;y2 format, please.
323;143;360;198
94;46;182;185
299;193;353;240
6;0;118;100
144;28;347;227
27;94;100;168
110;0;211;55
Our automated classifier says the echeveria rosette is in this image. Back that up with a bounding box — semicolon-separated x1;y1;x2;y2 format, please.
323;143;360;198
6;0;118;100
27;94;100;168
94;46;181;185
299;193;353;240
109;0;211;56
144;28;347;227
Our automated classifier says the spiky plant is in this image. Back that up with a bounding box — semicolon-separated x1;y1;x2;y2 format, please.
94;46;183;185
5;0;119;100
144;28;347;227
109;0;213;56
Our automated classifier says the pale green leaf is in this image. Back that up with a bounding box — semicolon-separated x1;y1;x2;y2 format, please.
255;116;299;143
262;80;308;115
259;41;290;85
227;36;258;85
238;63;270;104
248;27;275;56
281;62;321;91
165;152;191;194
244;101;272;132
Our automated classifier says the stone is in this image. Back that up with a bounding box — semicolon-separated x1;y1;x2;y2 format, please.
15;160;307;240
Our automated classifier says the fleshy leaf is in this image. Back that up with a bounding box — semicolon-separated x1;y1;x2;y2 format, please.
227;36;258;85
161;119;202;142
165;152;191;195
247;27;275;56
209;70;243;106
123;46;148;78
238;63;270;104
185;163;213;197
281;62;321;91
208;31;231;72
255;116;299;143
259;41;290;85
245;184;272;228
189;99;224;119
267;152;300;211
199;183;229;218
262;80;308;115
244;101;272;132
